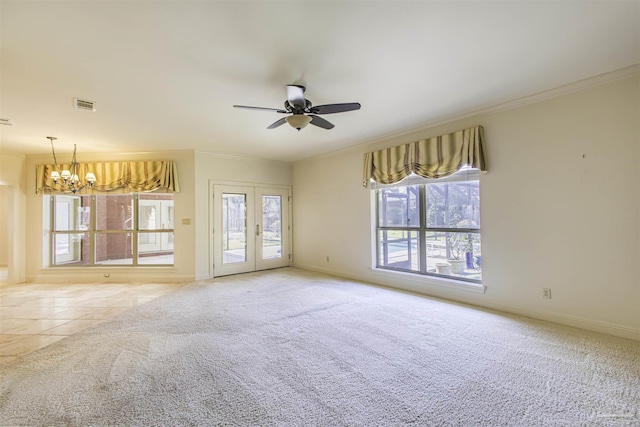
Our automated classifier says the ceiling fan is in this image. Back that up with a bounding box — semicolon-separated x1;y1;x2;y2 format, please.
233;85;361;131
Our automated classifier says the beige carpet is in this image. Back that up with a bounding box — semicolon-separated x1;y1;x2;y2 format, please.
0;268;639;426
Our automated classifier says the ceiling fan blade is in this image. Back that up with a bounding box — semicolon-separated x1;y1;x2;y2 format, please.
311;103;361;115
309;115;335;130
286;85;306;108
233;105;287;113
267;117;287;129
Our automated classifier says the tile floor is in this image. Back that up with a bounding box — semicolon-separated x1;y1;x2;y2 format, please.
0;279;187;365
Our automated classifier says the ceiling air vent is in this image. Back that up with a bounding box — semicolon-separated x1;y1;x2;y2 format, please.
73;98;96;111
0;118;13;126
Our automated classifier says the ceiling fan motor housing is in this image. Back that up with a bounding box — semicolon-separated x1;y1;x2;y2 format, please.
285;99;313;114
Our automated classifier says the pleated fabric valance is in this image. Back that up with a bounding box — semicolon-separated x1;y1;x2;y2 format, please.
36;160;180;194
362;125;487;187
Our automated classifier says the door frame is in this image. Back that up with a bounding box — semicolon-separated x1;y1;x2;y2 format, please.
209;180;292;278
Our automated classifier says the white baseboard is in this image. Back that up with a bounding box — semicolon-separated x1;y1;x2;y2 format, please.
295;263;640;342
30;270;194;284
195;273;212;281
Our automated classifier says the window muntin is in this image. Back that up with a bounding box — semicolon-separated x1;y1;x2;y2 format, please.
48;194;174;267
375;171;482;283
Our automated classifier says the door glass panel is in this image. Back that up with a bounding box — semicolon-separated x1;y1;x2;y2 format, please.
222;193;247;264
262;195;282;260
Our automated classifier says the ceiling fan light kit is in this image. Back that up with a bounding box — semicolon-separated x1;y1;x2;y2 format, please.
286;114;312;131
233;84;360;131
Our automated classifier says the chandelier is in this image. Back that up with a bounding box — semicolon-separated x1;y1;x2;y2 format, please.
47;136;96;193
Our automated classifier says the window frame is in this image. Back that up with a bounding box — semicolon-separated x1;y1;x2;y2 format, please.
373;169;482;284
47;193;174;267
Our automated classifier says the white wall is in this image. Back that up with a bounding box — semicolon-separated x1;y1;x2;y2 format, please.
0;185;8;266
292;74;640;340
193;151;292;280
15;147;291;283
0;152;27;283
24;149;196;283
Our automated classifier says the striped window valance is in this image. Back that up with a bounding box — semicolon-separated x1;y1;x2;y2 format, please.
362;125;487;187
36;160;180;194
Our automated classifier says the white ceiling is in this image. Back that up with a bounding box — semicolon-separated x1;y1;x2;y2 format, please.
1;1;638;162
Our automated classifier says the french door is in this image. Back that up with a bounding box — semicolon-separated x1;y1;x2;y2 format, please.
213;185;290;277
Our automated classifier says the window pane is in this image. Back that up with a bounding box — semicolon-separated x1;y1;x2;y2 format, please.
426;231;482;281
426;180;480;229
53;233;89;265
378;230;419;271
262;195;282;260
95;195;133;231
94;232;133;265
139;194;174;230
222;194;247;264
54;196;90;231
48;193;176;267
138;232;174;264
378;186;420;228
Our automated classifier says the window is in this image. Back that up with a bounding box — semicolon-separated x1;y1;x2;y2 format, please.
375;169;481;283
47;193;174;266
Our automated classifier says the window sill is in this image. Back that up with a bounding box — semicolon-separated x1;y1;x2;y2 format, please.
369;267;486;294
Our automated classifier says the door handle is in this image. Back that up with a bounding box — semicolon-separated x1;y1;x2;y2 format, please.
256;224;260;236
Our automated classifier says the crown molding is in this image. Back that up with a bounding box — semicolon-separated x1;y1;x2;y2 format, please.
474;64;640;116
301;64;640;162
194;150;291;166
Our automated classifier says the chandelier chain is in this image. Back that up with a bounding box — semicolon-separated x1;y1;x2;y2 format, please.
47;136;59;167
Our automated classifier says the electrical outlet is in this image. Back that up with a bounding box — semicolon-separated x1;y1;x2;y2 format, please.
543;288;551;299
